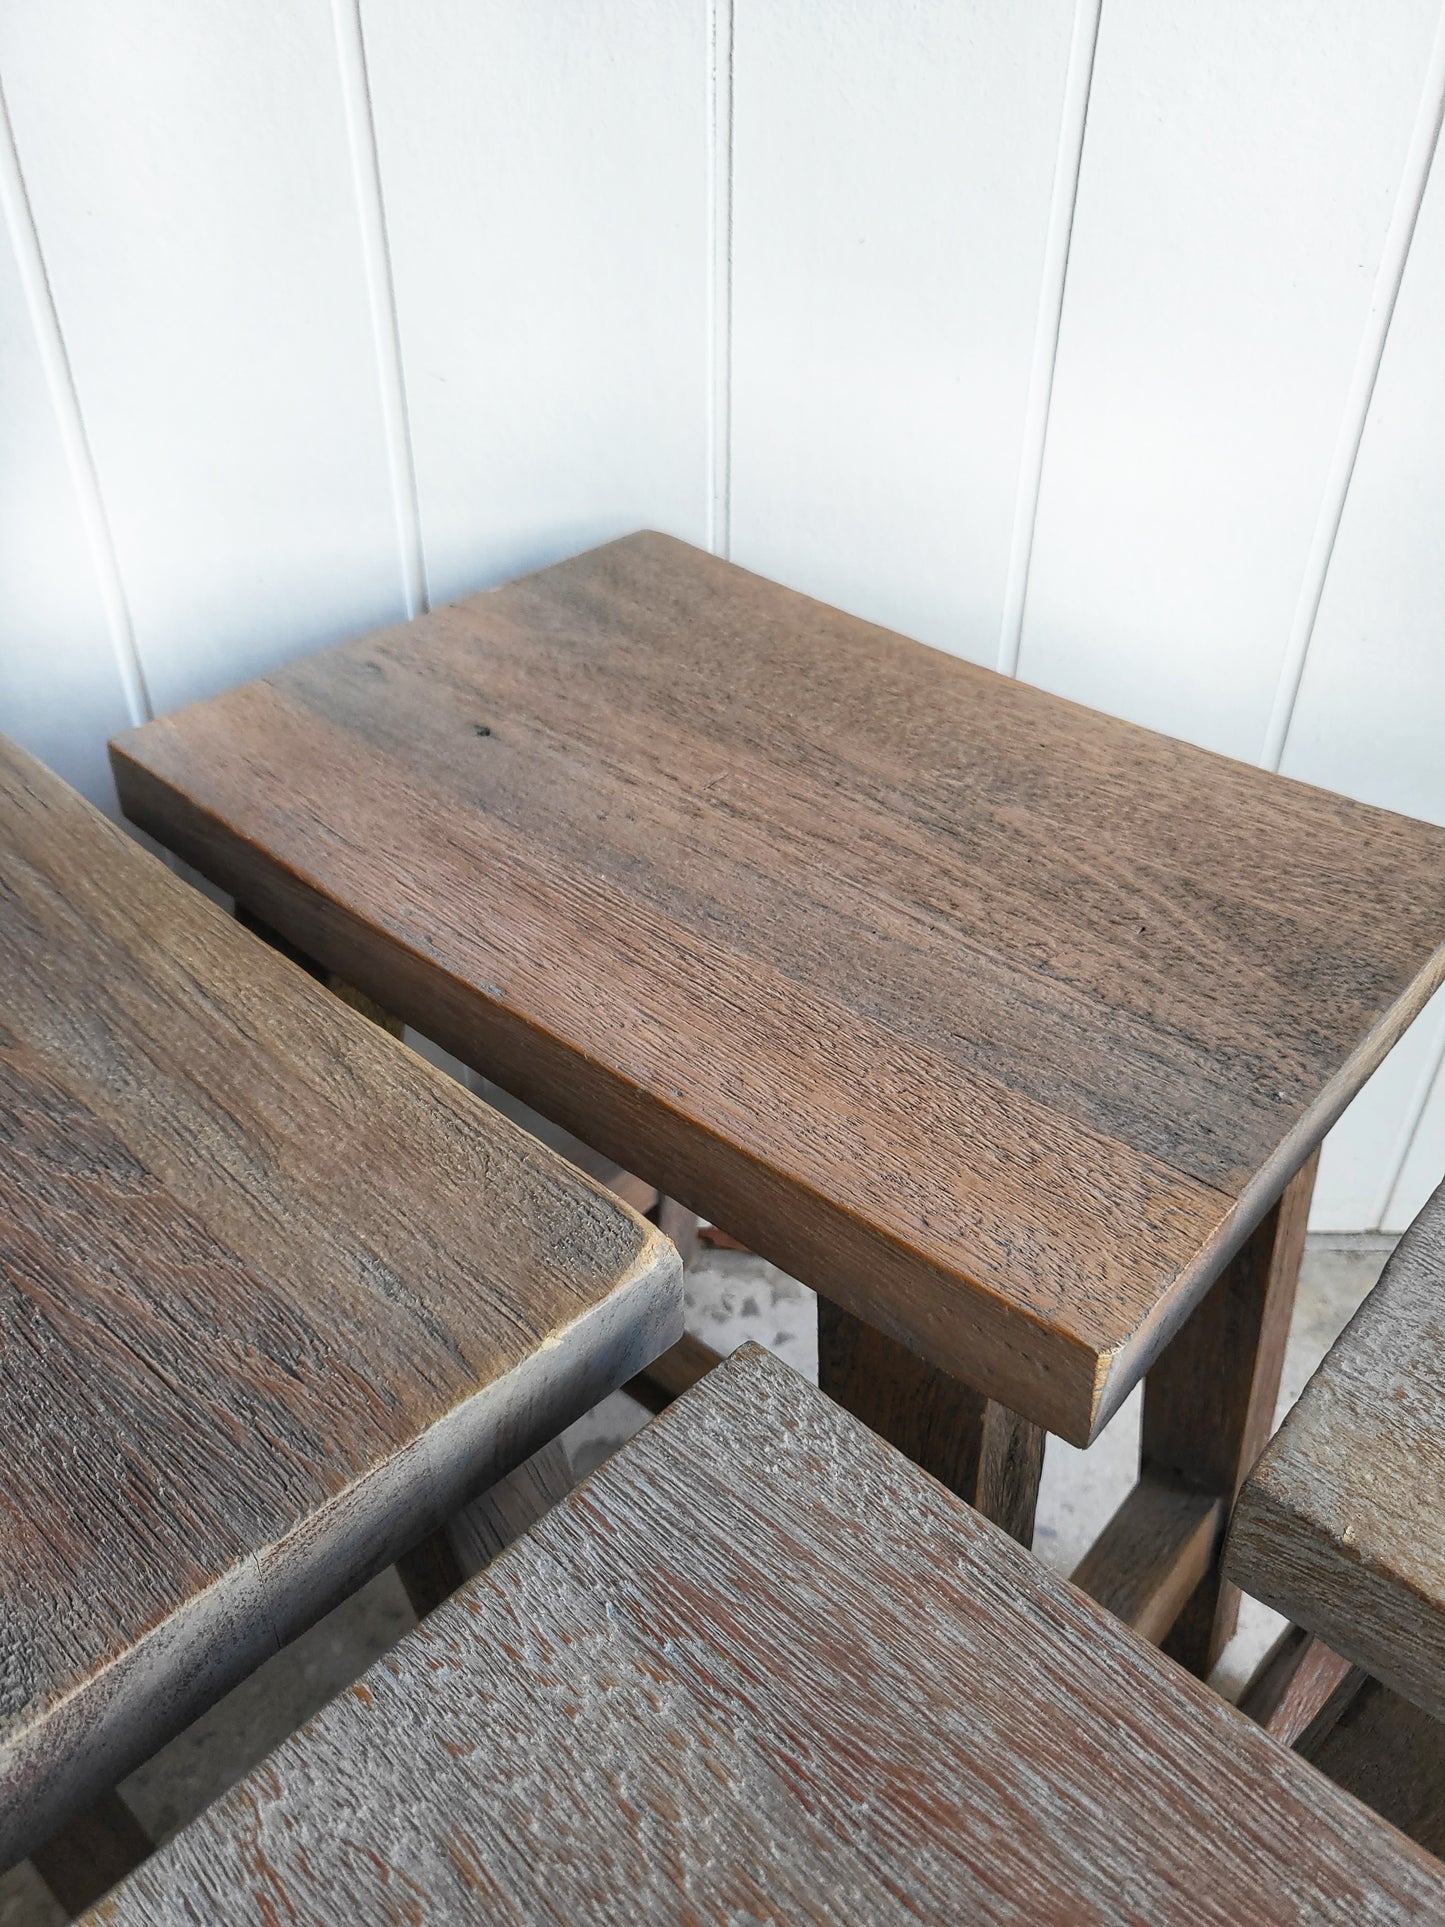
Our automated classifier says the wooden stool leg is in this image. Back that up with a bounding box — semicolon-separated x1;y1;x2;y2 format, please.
1142;1150;1318;1676
397;1437;574;1616
654;1197;700;1269
30;1790;152;1915
816;1298;1044;1545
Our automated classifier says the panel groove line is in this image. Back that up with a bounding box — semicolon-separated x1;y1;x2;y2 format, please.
330;0;428;619
708;0;734;559
996;0;1104;677
1263;0;1445;770
0;69;147;729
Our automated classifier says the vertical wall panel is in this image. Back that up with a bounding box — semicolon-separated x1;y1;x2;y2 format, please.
1387;1060;1445;1231
0;192;132;809
360;0;711;608
1309;990;1445;1233
1019;0;1441;761
0;2;407;716
729;0;1078;659
1284;131;1445;1229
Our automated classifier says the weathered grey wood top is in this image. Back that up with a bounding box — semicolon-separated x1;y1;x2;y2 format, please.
0;736;680;1867
1227;1178;1445;1723
95;1345;1445;1925
109;532;1445;1442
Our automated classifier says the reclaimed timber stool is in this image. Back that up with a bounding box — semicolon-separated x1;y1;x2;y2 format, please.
110;531;1445;1677
1225;1176;1445;1853
88;1344;1445;1924
0;738;681;1909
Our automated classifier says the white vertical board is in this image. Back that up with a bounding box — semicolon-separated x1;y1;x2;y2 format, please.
729;0;1079;660
0;2;406;717
360;0;711;608
0;180;132;809
1019;0;1442;761
1309;990;1445;1233
1387;1056;1445;1231
1284;131;1445;1230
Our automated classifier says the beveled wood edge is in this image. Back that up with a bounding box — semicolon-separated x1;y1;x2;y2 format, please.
1093;952;1445;1438
1071;1473;1223;1646
0;1237;681;1871
109;738;1445;1445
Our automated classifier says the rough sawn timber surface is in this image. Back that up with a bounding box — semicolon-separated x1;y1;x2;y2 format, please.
94;1346;1445;1926
110;532;1445;1443
1226;1176;1445;1722
0;735;681;1867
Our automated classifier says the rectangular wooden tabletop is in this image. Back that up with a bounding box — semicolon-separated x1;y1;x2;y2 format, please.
94;1344;1445;1926
1227;1177;1445;1722
0;737;680;1866
110;532;1445;1442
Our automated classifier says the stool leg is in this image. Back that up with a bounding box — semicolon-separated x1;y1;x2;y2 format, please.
30;1790;152;1915
816;1298;1044;1545
1142;1150;1318;1676
654;1197;700;1269
397;1437;573;1616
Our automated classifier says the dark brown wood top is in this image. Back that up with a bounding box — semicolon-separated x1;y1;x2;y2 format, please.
0;736;680;1868
1227;1178;1445;1722
94;1345;1445;1925
110;532;1445;1443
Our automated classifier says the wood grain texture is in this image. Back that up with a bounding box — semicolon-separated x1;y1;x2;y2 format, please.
1226;1176;1445;1721
0;736;682;1869
109;532;1445;1442
93;1344;1445;1925
1071;1474;1223;1646
817;1297;1044;1543
1143;1153;1316;1672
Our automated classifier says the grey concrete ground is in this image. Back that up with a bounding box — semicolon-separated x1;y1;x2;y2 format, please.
0;1234;1392;1923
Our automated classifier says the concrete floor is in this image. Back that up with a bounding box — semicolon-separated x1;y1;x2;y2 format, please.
0;1234;1392;1923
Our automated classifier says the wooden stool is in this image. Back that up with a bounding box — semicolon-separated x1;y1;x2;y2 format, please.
110;530;1445;1673
1226;1176;1445;1850
90;1345;1445;1923
0;738;681;1905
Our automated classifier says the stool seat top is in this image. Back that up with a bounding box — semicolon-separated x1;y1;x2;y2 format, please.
111;532;1445;1442
94;1344;1445;1926
1227;1177;1445;1723
0;737;679;1865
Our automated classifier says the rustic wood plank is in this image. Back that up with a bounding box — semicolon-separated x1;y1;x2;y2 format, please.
93;1345;1445;1925
817;1297;1044;1542
1304;1679;1445;1860
1226;1175;1445;1722
624;1330;723;1415
1141;1152;1316;1672
0;736;682;1871
1238;1626;1368;1752
1071;1473;1223;1645
109;532;1445;1444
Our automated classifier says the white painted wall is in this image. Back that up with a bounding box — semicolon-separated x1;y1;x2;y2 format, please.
2;0;1442;1230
